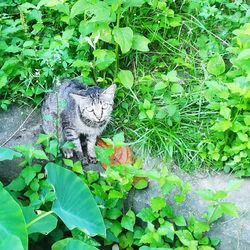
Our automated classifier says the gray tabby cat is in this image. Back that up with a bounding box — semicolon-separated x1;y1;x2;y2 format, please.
42;79;116;165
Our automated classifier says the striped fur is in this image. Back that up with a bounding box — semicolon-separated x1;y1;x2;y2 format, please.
42;79;116;164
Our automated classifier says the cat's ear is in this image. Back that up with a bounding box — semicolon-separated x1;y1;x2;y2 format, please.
70;90;87;103
102;84;116;101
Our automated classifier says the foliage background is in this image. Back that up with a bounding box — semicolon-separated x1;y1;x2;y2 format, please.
0;1;250;171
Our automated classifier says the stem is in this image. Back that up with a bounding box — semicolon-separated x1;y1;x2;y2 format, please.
114;0;121;81
207;204;218;225
26;211;54;229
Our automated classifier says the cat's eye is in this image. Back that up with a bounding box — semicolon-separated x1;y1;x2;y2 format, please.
86;106;93;112
102;103;109;110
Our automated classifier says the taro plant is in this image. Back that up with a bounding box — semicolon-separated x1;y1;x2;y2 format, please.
0;147;105;250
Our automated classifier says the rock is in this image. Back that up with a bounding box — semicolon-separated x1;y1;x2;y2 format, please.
0;105;41;183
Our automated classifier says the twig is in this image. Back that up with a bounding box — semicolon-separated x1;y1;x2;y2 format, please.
0;104;40;147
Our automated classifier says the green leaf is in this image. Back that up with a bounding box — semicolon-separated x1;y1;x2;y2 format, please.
93;23;112;43
176;230;197;247
93;49;116;70
134;179;148;189
62;28;74;41
197;189;216;201
212;120;232;132
113;132;125;147
117;70;134;89
207;53;225;76
45;163;106;237
167;104;177;116
7;176;26;191
121;209;135;232
220;106;231;120
0;184;28;250
23;207;57;235
37;0;63;8
87;171;99;184
106;208;122;220
52;238;98;250
237;132;248;142
123;0;147;7
95;146;114;165
146;109;154;120
79;21;96;36
108;190;123;199
158;221;174;240
174;215;186;226
220;202;239;217
109;221;122;237
206;205;223;223
143;99;151;109
0;235;24;250
166;70;180;82
244;116;250;126
132;34;150;52
0;147;22;161
137;207;156;222
150;197;166;212
113;27;133;54
154;81;167;91
21;167;36;185
171;83;184;93
70;0;91;18
174;194;185;203
23;49;36;57
33;149;49;160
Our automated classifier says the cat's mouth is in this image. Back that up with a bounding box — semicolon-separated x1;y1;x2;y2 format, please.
81;116;106;127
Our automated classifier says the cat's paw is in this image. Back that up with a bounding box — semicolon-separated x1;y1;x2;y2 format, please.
88;156;97;164
81;157;89;166
62;148;73;158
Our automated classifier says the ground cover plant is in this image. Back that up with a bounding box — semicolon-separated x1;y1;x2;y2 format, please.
0;133;241;249
0;0;250;175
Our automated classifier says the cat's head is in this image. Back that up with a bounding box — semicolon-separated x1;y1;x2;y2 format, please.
70;84;116;124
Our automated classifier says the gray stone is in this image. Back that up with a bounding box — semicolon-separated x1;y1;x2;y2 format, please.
128;158;250;250
0;105;41;183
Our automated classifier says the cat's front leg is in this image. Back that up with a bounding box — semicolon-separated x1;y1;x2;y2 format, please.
63;128;88;165
87;135;97;164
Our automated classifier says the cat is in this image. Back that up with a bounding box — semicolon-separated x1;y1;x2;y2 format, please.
42;78;116;165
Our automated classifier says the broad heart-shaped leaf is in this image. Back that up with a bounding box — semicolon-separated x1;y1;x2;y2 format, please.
45;163;106;237
0;235;24;250
71;0;114;22
117;70;134;89
0;184;28;249
121;209;135;232
93;49;116;70
52;238;98;250
123;0;147;7
207;53;225;76
70;0;91;18
22;206;57;235
132;34;150;52
0;147;22;161
113;27;133;54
